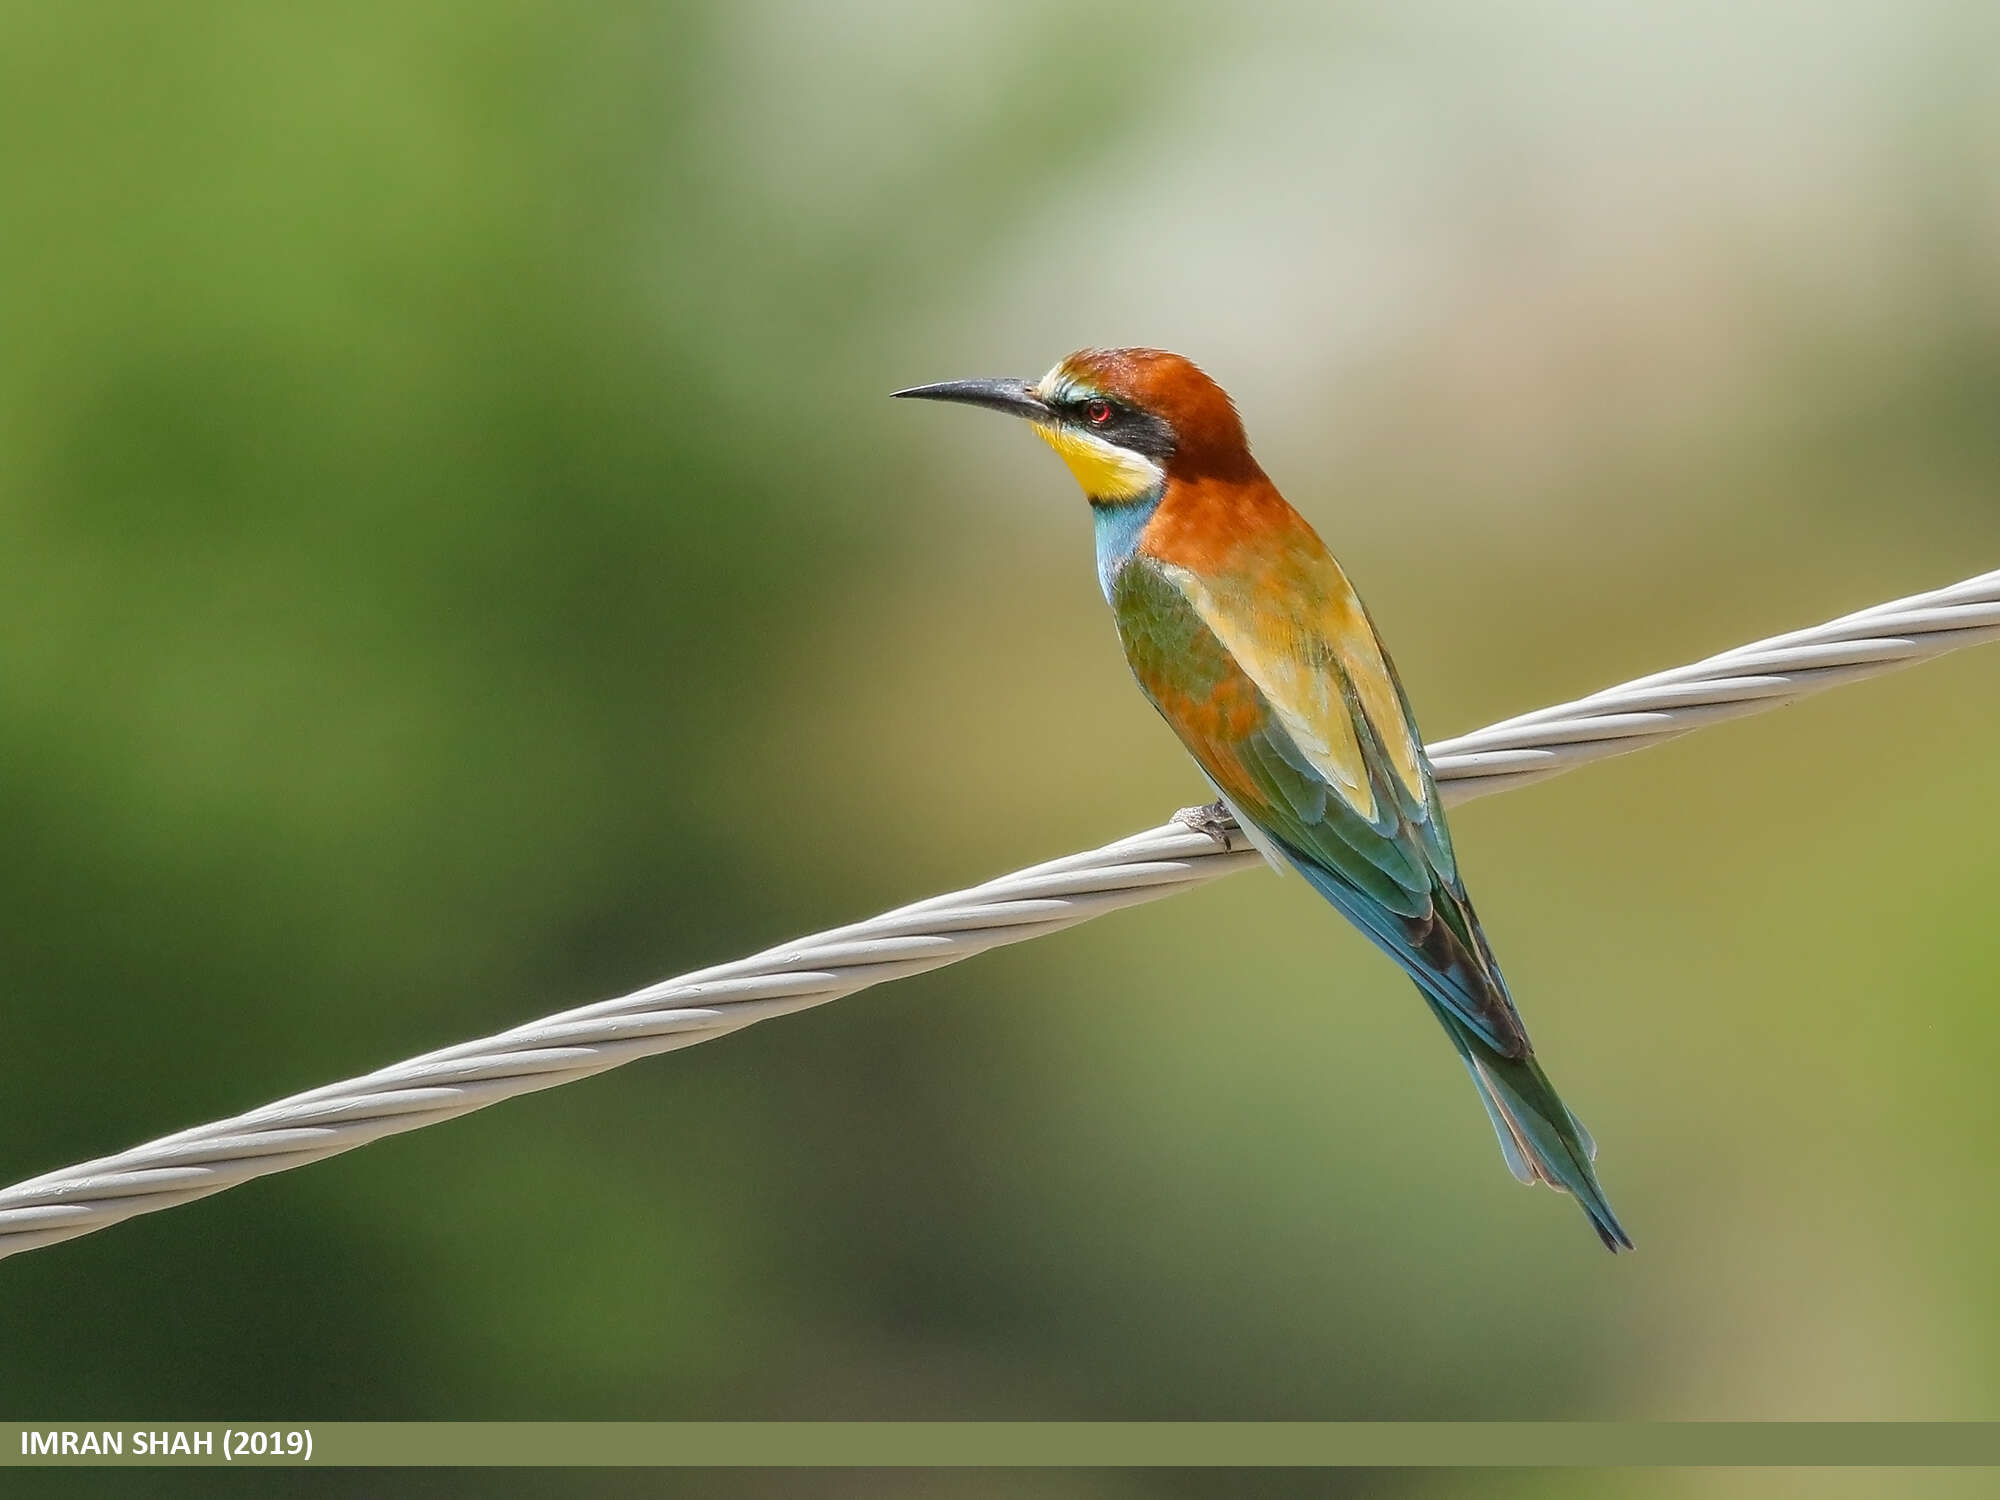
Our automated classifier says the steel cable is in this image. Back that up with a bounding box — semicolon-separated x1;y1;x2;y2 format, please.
3;566;1995;1261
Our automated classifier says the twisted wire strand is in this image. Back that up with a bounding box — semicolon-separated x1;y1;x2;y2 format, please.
4;566;1996;1262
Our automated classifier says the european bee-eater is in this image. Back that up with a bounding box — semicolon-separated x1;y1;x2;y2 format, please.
894;347;1630;1250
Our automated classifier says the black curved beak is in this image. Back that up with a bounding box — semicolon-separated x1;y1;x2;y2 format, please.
890;376;1050;423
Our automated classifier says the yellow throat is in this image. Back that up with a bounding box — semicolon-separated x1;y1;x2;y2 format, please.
1032;422;1164;501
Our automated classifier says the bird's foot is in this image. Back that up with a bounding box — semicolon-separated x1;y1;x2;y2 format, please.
1174;798;1242;850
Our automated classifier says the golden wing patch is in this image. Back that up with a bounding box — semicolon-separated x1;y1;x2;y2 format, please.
1161;550;1429;827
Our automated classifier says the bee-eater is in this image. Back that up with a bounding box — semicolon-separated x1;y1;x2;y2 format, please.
894;348;1630;1250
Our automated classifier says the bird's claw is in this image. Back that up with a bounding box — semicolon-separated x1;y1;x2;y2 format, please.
1174;798;1241;850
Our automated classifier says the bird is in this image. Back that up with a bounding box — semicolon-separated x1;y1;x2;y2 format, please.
893;347;1630;1250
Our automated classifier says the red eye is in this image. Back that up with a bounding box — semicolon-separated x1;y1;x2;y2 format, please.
1085;399;1113;425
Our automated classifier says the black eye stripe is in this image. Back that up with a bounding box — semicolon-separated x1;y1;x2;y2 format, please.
1061;396;1174;462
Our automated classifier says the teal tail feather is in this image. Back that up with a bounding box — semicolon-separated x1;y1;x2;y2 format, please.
1425;993;1632;1251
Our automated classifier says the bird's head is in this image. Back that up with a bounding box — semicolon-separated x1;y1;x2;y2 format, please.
893;347;1255;502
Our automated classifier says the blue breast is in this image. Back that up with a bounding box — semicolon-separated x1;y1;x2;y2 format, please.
1091;490;1163;602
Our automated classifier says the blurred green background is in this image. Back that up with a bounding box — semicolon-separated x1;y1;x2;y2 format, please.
4;0;2000;1494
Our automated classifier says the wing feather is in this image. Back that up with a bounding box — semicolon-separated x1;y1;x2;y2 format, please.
1112;552;1527;1057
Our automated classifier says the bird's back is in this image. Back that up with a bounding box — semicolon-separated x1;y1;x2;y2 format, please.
1107;475;1631;1249
1112;475;1528;1055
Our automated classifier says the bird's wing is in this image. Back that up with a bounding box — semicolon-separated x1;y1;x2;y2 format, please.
1111;548;1529;1057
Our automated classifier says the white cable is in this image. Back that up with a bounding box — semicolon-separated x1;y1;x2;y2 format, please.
3;566;1996;1261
